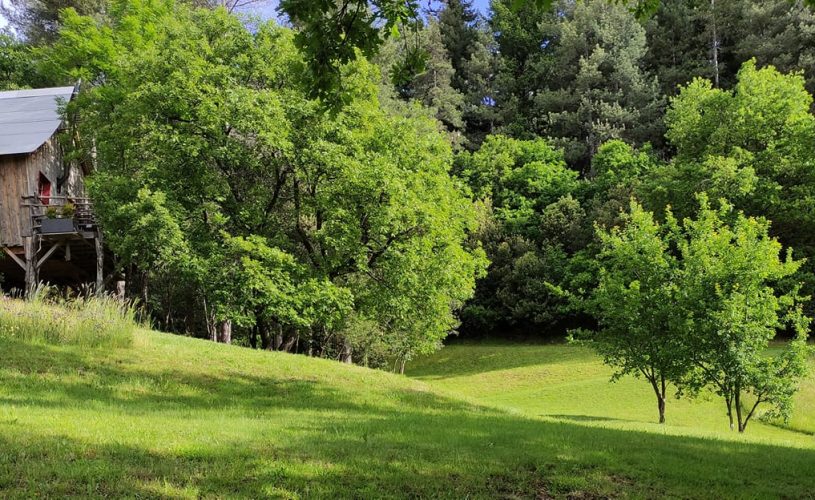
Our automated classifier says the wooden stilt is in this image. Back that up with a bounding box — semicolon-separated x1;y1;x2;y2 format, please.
3;247;26;270
23;236;38;298
37;241;62;268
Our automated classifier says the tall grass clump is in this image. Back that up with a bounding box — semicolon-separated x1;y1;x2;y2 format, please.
0;289;138;348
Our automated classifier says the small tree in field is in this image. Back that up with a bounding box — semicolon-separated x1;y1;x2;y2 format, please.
585;196;811;431
677;197;811;432
583;200;686;424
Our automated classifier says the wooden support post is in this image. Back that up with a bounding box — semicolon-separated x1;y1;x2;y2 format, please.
37;241;62;269
95;233;104;295
3;247;25;271
23;236;38;299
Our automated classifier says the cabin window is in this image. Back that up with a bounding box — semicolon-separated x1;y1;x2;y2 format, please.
38;173;52;205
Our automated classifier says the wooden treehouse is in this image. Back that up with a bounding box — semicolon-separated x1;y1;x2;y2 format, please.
0;86;106;295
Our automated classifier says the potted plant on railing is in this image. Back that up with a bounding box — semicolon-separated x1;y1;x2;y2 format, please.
40;203;77;234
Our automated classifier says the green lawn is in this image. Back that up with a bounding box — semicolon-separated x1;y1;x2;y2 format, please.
1;331;815;498
407;340;815;441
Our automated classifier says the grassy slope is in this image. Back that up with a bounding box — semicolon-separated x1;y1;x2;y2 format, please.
0;332;813;498
407;341;815;440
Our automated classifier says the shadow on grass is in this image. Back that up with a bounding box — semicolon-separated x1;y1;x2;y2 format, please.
1;337;815;498
407;341;597;380
544;414;641;424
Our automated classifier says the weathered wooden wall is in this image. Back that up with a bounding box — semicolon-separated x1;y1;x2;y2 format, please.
0;153;32;247
0;136;83;247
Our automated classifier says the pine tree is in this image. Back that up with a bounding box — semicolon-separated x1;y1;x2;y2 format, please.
459;24;502;147
437;0;479;92
730;0;815;95
378;19;467;145
1;0;108;44
532;0;665;171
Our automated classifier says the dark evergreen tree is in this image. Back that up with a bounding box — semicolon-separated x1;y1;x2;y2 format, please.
489;0;560;139
377;19;467;145
1;0;107;44
437;0;479;92
526;0;665;170
729;0;815;95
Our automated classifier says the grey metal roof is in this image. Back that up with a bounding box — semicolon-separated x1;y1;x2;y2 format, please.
0;86;76;156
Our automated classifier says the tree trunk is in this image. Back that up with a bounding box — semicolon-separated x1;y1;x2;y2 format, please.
274;324;283;350
257;316;272;350
657;394;666;424
711;0;720;88
218;320;232;344
649;374;667;424
281;335;296;353
399;358;406;375
249;326;258;349
340;339;353;364
726;395;734;431
141;271;149;307
203;297;216;342
735;389;745;432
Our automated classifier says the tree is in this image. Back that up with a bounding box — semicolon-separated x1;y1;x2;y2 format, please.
645;0;815;97
0;33;38;88
377;19;466;144
643;0;713;96
437;0;479;93
2;0;108;44
277;0;734;100
585;196;811;430
729;0;815;96
457;23;502;147
437;0;499;147
454;136;587;334
650;60;815;298
530;0;665;170
489;0;560;139
46;0;487;363
584;200;684;423
677;197;810;432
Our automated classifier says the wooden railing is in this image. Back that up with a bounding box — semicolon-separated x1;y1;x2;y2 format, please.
21;195;98;235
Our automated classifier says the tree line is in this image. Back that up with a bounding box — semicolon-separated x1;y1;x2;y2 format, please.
2;0;815;429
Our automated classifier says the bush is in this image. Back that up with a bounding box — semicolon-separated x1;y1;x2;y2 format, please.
0;293;137;348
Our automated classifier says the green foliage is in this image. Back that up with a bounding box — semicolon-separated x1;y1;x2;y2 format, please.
586;196;811;431
455;136;591;333
0;34;39;89
493;0;664;169
43;0;485;362
644;0;815;97
437;0;480;93
583;200;684;423
675;196;811;431
1;0;108;44
278;0;419;101
650;60;815;302
377;19;466;142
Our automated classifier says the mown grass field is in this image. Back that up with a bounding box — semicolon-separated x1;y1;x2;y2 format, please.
408;340;815;440
1;325;815;497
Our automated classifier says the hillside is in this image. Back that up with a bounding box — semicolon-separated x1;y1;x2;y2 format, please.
2;330;815;498
408;341;815;440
